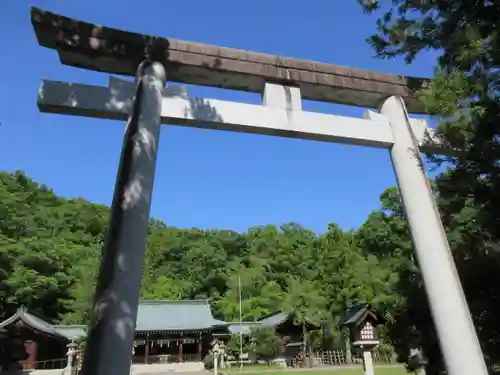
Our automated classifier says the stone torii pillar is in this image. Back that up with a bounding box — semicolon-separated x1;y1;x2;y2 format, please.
368;97;488;375
79;61;166;375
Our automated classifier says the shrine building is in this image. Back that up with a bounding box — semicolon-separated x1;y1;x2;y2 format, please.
0;300;228;370
0;300;320;371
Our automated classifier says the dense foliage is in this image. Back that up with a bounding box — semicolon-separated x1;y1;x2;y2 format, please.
249;328;283;363
227;334;247;362
1;167;500;372
0;171;398;331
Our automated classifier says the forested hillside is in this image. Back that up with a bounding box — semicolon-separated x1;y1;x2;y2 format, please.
0;171;399;326
1;169;499;372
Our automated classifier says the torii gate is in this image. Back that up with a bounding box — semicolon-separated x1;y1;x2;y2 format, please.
31;7;487;375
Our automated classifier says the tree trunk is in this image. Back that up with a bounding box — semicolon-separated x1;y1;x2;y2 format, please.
345;330;353;364
302;322;307;351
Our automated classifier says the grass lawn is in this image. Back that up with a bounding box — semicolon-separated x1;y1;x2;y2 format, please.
226;366;408;375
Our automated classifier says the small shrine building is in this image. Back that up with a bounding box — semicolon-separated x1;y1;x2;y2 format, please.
226;310;320;341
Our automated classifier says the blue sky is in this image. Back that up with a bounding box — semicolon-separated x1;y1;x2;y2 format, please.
0;0;438;233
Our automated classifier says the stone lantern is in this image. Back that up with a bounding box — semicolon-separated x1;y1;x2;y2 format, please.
65;341;78;374
340;305;385;375
353;320;379;348
211;339;225;375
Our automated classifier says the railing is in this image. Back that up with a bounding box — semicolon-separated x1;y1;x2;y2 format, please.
132;354;201;364
26;357;68;370
181;354;201;362
311;349;395;366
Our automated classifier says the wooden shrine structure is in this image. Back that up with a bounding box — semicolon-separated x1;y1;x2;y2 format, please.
225;310;319;339
0;301;318;370
0;307;70;371
0;301;227;369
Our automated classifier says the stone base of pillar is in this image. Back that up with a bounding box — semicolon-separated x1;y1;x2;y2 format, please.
362;351;374;375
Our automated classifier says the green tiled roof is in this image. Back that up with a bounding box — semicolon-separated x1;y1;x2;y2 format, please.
258;311;291;327
136;300;227;332
0;307;68;339
54;325;87;340
258;311;320;328
227;322;259;335
227;311;321;336
0;300;237;339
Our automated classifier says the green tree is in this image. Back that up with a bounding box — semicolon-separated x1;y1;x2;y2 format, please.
142;276;189;300
62;240;101;325
216;262;284;321
281;277;327;352
227;334;248;362
249;327;282;363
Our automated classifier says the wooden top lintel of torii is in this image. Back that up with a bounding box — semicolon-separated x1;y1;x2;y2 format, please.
31;7;429;114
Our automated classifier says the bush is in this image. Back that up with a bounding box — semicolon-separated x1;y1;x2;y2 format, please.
227;334;248;361
249;327;282;363
203;353;214;370
377;343;395;360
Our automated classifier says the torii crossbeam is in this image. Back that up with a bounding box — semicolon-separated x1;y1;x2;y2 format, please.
31;7;487;375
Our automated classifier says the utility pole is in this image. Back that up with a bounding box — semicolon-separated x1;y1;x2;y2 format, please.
238;275;243;370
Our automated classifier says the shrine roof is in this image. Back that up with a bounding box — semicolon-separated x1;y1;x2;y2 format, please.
0;300;228;340
54;325;86;341
258;311;320;328
0;307;69;340
339;304;385;327
227;322;260;335
135;300;228;332
258;311;291;327
31;7;428;114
